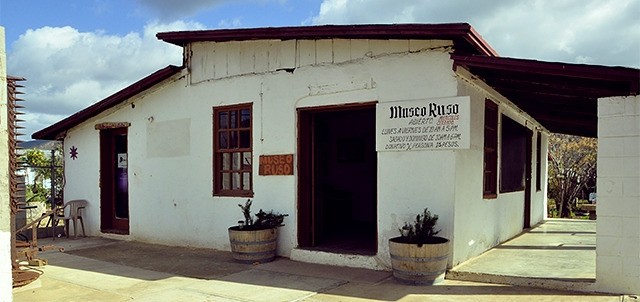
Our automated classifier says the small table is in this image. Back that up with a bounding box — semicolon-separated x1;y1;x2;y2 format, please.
579;204;597;220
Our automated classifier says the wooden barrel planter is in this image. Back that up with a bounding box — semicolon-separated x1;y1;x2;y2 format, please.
388;236;450;285
228;226;278;263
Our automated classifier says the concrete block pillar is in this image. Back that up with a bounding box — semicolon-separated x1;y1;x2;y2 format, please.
0;26;14;301
596;95;640;294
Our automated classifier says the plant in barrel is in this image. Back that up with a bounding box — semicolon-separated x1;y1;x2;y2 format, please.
389;208;450;285
228;199;288;263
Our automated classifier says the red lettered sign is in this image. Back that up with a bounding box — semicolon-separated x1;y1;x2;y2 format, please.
259;154;294;175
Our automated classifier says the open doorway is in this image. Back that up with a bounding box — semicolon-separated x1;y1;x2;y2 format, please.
99;127;130;235
500;116;533;229
298;103;377;255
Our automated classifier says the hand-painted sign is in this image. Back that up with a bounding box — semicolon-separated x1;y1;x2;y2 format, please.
259;154;294;175
376;96;470;151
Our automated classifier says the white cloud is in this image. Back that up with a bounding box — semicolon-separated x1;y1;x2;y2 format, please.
218;17;244;28
312;0;640;68
8;21;206;138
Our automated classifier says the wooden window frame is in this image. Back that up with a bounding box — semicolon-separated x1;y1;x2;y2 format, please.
213;103;253;197
483;99;498;198
536;133;542;191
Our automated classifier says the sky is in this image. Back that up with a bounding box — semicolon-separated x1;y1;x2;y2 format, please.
1;0;638;139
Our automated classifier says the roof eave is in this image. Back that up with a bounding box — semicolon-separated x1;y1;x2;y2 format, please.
157;23;498;57
452;54;640;85
452;55;640;137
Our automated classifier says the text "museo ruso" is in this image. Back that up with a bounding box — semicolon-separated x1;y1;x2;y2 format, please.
389;103;459;119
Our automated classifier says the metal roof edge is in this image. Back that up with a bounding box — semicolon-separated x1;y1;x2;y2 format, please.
157;23;497;56
452;54;640;90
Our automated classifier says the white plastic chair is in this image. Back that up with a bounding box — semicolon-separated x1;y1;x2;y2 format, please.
54;199;88;239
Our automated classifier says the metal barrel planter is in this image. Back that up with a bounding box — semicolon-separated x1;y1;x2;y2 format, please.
388;237;450;285
228;227;278;263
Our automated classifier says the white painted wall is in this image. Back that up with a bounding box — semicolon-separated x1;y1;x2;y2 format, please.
532;131;549;223
61;38;547;270
0;26;13;301
63;123;101;236
450;69;547;266
596;95;640;294
0;25;13;302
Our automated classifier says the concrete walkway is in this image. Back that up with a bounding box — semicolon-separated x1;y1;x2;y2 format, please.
449;219;597;292
12;228;626;301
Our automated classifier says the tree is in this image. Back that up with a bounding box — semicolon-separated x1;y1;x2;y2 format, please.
547;133;597;218
20;146;64;208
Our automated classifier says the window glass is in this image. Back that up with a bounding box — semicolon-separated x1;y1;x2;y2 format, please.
240;130;250;148
232;152;241;170
219;132;228;149
222;153;230;170
232;173;241;190
222;173;231;190
230;111;237;128
240;109;251;127
243;172;251;190
230;132;238;149
219;112;228;129
242;152;252;168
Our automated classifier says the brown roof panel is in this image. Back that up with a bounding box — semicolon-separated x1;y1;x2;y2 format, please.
32;65;183;140
452;55;640;137
157;23;498;57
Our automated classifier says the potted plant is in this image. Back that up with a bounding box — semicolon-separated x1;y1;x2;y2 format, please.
228;199;288;263
389;208;450;285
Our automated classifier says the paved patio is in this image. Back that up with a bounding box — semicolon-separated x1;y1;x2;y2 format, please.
13;219;626;301
449;219;597;292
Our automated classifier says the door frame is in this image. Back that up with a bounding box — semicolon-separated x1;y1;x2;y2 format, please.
99;127;130;234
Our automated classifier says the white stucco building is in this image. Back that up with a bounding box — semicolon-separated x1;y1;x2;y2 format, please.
1;25;14;302
31;24;639;293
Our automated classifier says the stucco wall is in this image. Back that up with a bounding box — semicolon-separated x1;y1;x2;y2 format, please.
532;132;549;223
596;95;640;294
62;38;548;270
0;26;13;302
451;70;547;266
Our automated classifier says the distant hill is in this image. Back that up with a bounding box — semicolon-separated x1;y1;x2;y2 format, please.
18;140;61;150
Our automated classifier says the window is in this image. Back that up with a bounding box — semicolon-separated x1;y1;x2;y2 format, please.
483;99;498;198
500;115;528;193
213;104;253;196
536;133;542;191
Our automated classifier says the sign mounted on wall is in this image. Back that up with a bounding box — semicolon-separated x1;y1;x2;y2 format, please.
376;96;471;151
259;154;294;175
117;153;128;168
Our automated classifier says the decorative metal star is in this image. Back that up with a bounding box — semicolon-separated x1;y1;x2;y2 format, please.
70;146;79;160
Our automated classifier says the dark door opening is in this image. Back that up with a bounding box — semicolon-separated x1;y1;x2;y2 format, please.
524;128;533;229
298;104;377;255
100;128;130;234
500;116;533;229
